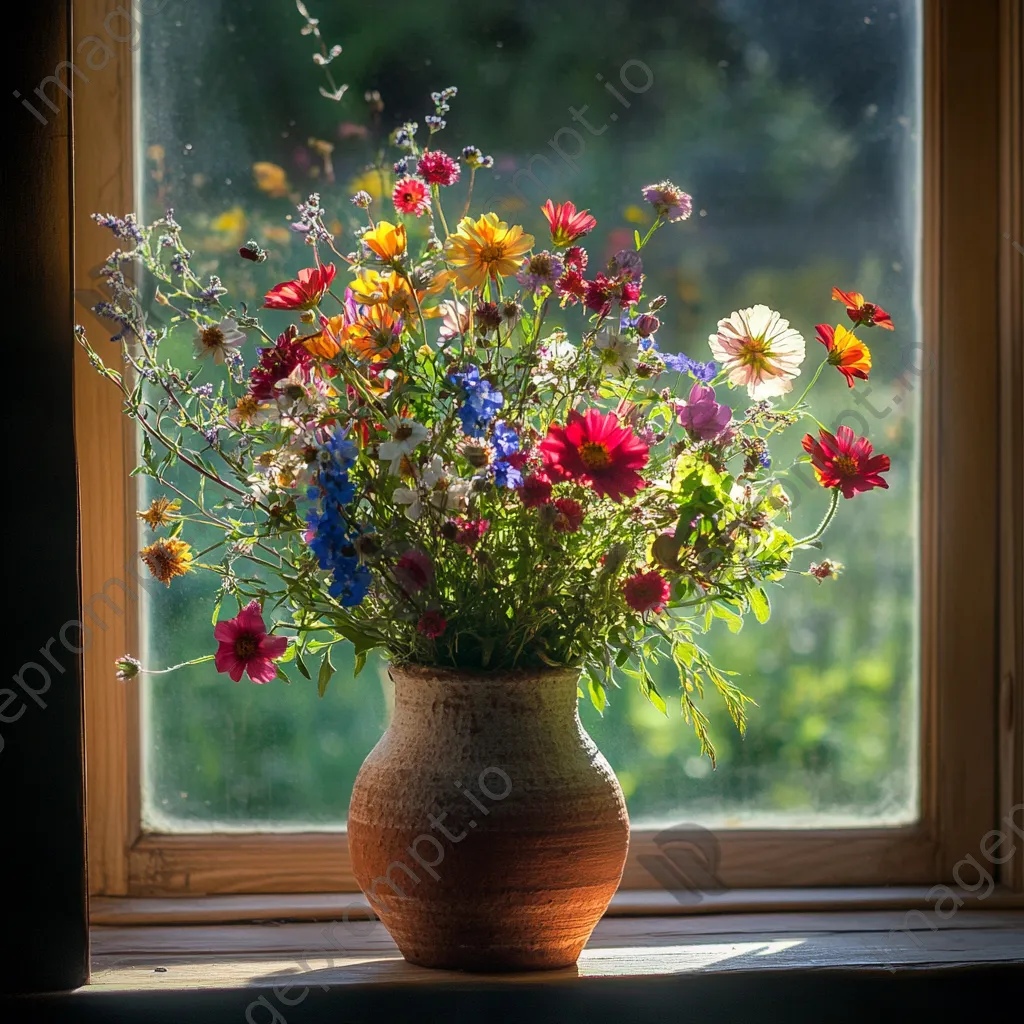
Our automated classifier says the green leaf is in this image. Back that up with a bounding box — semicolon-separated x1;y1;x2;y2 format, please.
353;650;367;678
275;665;292;685
634;229;642;250
210;594;223;627
711;602;744;634
749;587;771;624
278;641;297;663
294;647;312;680
317;650;335;698
586;671;608;714
639;662;668;716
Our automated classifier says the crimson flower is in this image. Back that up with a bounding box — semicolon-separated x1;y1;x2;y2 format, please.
584;273;640;316
519;472;553;507
394;549;434;593
802;425;891;499
552;497;585;533
540;408;649;502
418;611;447;638
623;571;671;614
248;325;313;400
264;264;336;310
541;200;597;246
417;151;460;186
214;601;288;684
831;287;894;330
392;176;431;217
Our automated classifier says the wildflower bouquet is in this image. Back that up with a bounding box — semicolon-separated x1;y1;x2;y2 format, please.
79;91;894;762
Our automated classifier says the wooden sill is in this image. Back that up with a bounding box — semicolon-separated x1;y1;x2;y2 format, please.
3;909;1019;1021
89;886;1024;926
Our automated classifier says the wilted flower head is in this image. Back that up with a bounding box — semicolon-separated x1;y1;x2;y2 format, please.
641;181;693;222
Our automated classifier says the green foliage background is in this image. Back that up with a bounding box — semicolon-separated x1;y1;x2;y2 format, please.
136;0;919;828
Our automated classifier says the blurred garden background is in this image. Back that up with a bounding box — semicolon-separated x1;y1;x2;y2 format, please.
136;0;921;829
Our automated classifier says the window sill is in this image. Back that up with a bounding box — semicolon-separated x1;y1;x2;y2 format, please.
6;907;1021;1021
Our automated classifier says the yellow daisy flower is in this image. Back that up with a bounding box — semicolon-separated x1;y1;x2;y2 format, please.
141;537;194;586
444;213;534;290
137;496;181;531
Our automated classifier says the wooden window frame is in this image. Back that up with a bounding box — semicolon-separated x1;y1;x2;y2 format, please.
73;0;1023;903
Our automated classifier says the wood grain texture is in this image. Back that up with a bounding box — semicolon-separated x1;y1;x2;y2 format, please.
89;887;1024;926
86;911;1024;990
72;0;140;898
997;0;1024;893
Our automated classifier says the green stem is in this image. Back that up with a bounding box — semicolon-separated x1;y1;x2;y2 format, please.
795;487;840;547
141;654;216;675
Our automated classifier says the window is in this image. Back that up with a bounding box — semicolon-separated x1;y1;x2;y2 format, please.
74;0;1019;899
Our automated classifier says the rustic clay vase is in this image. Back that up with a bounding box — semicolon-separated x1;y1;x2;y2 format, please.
347;663;629;971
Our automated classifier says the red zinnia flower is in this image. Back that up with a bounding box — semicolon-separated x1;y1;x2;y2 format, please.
564;245;588;272
417;151;460;186
394;549;434;593
541;200;597;246
801;425;891;499
417;610;447;639
452;517;490;551
552;497;584;533
214;600;289;684
556;268;588;306
540;408;649;502
264;264;336;310
831;287;895;330
519;472;553;507
248;325;313;400
392;176;431;217
816;323;872;388
584;273;639;316
623;571;671;614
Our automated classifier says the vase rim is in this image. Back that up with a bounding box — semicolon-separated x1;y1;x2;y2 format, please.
389;661;581;686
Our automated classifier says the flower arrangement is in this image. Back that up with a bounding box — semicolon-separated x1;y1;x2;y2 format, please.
81;89;894;763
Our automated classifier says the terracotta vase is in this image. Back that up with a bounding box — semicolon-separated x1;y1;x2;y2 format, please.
347;663;629;971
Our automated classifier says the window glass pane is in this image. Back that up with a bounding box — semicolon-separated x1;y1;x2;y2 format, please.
139;0;921;829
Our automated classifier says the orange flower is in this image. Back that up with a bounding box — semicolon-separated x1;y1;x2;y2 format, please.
362;220;407;262
815;323;871;388
141;537;193;586
350;270;425;318
301;314;345;359
444;213;534;290
831;287;894;330
343;305;402;362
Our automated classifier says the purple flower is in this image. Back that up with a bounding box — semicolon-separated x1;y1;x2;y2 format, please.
641;181;693;223
689;359;717;383
516;251;564;293
676;382;732;441
609;249;644;282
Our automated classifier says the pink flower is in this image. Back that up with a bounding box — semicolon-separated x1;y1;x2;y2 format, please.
541;200;597;246
394;549;434;593
392;176;431;217
418;610;447;638
417;151;460;186
623;571;671;614
676;382;732;441
213;601;288;684
452;517;490;551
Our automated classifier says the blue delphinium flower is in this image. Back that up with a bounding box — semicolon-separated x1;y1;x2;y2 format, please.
450;366;504;438
662;352;692;374
489;420;523;488
306;431;372;606
689;359;717;383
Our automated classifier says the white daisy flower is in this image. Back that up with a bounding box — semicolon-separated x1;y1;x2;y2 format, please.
194;317;245;365
378;416;428;474
535;332;578;387
593;326;640;378
709;304;805;399
393;456;446;521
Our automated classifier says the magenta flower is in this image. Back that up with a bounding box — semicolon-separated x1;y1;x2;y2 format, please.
676;382;732;441
213;601;288;684
394;549;434;593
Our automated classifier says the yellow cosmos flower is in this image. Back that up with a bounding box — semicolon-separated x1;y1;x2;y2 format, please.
348;168;392;201
141;537;193;586
350;269;425;318
444;213;535;290
253;162;289;197
362;221;407;262
301;314;345;360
